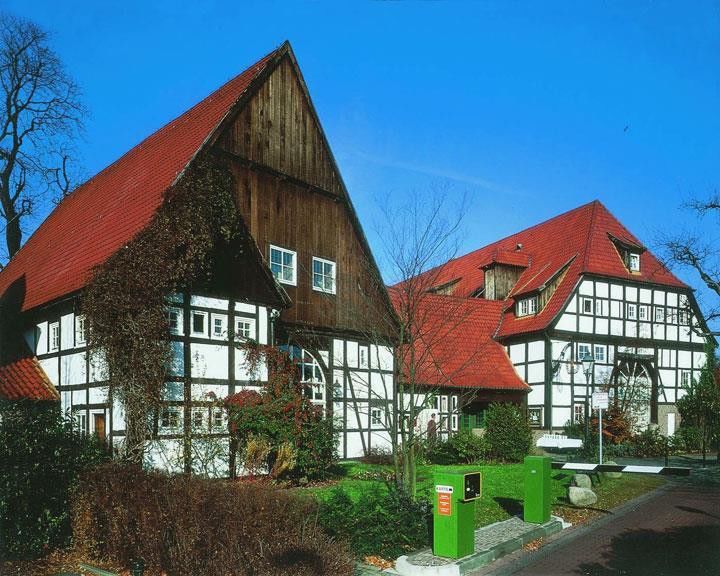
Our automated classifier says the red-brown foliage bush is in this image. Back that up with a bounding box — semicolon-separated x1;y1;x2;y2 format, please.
71;463;353;575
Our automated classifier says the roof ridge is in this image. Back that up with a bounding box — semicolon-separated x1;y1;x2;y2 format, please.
581;199;600;271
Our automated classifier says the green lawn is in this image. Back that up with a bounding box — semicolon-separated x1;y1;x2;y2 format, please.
310;462;665;528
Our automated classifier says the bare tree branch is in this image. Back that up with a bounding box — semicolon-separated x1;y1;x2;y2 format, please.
0;12;85;261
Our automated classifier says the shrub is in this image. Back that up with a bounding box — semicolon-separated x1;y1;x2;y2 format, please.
670;425;702;453
422;431;488;465
484;403;532;462
227;345;338;481
0;401;108;559
631;427;667;457
360;446;395;466
72;462;354;575
318;484;430;558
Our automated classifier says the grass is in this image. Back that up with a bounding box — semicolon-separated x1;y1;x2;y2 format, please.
311;461;666;528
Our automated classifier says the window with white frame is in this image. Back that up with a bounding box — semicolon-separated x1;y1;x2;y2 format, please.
666;308;678;325
75;315;86;345
211;314;227;339
312;257;336;294
359;346;368;368
167;308;182;335
451;396;458;411
49;322;60;352
573;403;585;423
160;407;182;430
680;370;691;388
626;303;637;320
451;415;458;430
517;296;538;317
191;311;208;336
595;299;606;316
655;306;665;322
211;407;225;430
74;411;87;434
582;297;593;315
440;396;448;412
371;408;382;426
594;345;605;362
192;407;207;430
679;309;690;325
270;245;296;285
285;346;325;406
638;305;648;321
432;396;439;410
528;407;542;427
577;343;591;361
629;252;641;272
234;317;255;340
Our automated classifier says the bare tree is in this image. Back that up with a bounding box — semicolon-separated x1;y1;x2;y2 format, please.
0;13;85;262
348;186;494;497
658;193;720;336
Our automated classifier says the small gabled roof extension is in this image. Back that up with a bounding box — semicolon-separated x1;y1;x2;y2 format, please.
0;357;59;401
391;291;528;391
0;44;287;313
420;200;685;339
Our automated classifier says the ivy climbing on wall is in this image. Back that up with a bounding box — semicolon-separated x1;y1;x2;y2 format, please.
81;154;241;464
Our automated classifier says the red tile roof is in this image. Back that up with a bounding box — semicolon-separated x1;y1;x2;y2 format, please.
391;290;529;391
0;44;284;312
418;200;686;339
0;357;58;401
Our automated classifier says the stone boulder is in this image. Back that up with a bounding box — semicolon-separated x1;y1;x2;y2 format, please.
602;460;623;479
569;486;597;507
572;473;592;489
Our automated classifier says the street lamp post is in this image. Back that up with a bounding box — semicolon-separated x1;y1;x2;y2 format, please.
581;356;594;448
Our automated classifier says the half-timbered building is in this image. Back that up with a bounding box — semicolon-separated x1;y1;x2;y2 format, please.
420;201;709;435
0;42;396;472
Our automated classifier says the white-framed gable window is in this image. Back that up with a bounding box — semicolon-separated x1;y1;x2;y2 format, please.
191;311;208;337
270;245;297;285
75;315;87;346
234;317;256;340
581;297;593;315
594;345;606;362
595;299;606;316
167;307;183;335
628;252;641;272
679;309;690;325
517;296;538;317
49;321;60;352
312;257;336;294
638;305;648;321
680;370;692;388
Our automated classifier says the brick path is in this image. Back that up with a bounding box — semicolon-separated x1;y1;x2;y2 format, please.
470;463;720;576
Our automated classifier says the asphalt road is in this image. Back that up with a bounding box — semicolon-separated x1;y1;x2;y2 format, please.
473;458;720;576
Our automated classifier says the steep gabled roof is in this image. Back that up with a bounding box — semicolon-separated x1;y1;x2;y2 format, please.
390;291;528;391
0;44;288;312
0;357;58;401
419;200;686;339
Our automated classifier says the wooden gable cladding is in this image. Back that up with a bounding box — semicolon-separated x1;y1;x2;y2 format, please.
219;57;344;198
229;165;391;336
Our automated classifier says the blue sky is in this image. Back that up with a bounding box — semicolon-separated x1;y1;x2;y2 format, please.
7;1;720;316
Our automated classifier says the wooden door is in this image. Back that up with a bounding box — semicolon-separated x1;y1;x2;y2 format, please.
94;414;106;442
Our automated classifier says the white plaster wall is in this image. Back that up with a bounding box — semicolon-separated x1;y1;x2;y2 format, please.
579;280;593;295
556;314;575;332
346;341;359;368
595;282;609;298
528;384;544;404
88;386;108;404
553;407;572;428
579;316;593;333
258;306;268;344
610;284;623;300
190;343;228;380
509;343;526;364
36;321;48;355
528;341;544;362
527;363;545;384
60;313;74;351
39;357;58;386
333;339;344;366
553;383;571;405
61;352;86;386
371;371;392;398
191;296;228;310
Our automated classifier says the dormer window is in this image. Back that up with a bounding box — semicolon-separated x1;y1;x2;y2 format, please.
628;252;640;272
517;296;538;317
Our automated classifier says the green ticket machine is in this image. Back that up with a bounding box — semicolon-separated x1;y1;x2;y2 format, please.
523;456;551;524
433;470;482;559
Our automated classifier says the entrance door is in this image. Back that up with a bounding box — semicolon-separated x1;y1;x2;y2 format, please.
94;414;106;443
